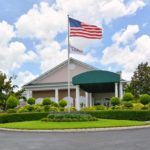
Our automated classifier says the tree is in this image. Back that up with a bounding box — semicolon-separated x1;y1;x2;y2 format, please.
140;94;150;105
111;97;120;106
27;97;35;105
42;97;51;105
6;95;18;109
59;100;67;108
127;62;150;97
0;72;24;110
123;92;134;101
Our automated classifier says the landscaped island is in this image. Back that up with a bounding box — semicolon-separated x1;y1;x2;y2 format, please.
0;119;147;130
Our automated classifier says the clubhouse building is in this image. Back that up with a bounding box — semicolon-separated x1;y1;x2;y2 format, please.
24;58;125;110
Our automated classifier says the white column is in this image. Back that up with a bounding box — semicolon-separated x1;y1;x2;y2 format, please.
75;85;80;110
26;90;32;99
26;90;29;99
89;93;92;106
30;91;32;98
85;92;88;107
55;88;59;103
119;82;123;99
115;83;118;97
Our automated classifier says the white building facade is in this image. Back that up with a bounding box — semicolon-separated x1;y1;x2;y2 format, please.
24;58;124;110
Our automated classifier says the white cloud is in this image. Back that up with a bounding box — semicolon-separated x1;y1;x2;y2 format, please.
71;52;98;64
0;41;38;73
0;0;145;85
0;21;38;74
15;0;145;41
101;25;150;80
0;21;15;46
36;40;97;73
56;0;145;24
15;2;66;40
99;0;145;24
13;71;38;87
126;0;145;14
37;41;67;72
15;0;146;75
112;25;139;44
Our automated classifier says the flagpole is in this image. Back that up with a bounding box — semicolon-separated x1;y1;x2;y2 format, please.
67;15;70;113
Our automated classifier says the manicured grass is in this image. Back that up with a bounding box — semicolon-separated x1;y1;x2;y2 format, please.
0;119;148;130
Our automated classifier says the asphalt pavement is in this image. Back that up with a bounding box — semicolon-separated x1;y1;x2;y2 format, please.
0;128;150;150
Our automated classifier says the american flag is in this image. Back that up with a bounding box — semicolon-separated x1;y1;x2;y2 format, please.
69;17;102;39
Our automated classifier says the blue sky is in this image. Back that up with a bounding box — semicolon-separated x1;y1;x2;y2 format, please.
0;0;150;86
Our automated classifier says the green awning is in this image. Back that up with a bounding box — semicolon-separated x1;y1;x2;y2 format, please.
72;70;120;93
73;70;120;85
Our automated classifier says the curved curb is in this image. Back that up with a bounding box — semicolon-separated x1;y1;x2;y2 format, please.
0;125;150;133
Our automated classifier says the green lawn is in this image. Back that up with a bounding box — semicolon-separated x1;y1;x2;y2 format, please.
0;119;148;130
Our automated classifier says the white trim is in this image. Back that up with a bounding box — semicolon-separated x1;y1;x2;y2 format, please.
24;82;70;89
27;86;77;91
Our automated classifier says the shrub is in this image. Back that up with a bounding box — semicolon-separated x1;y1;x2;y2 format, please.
33;104;44;112
141;106;148;110
17;105;43;113
123;92;134;101
70;106;76;112
86;110;150;121
43;105;60;112
6;109;17;113
64;106;76;112
49;106;59;112
27;97;35;105
41;118;49;122
80;106;96;112
0;112;48;123
59;100;67;107
110;105;123;110
6;95;18;109
17;107;28;113
60;107;65;112
133;103;144;110
147;103;150;110
140;94;150;105
51;101;59;107
42;97;51;105
42;112;98;122
111;97;120;106
44;105;50;112
123;102;133;109
95;105;106;110
26;105;35;112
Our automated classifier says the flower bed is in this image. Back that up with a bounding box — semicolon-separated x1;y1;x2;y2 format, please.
41;112;98;122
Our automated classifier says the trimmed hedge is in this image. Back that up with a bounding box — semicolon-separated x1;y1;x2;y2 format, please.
86;110;150;121
0;112;48;123
42;112;98;122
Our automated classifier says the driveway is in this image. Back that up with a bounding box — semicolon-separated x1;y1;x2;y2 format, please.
0;128;150;150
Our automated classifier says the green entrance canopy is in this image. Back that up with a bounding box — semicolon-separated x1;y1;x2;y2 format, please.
72;70;120;93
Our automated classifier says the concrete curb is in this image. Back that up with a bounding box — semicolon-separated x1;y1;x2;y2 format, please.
0;125;150;133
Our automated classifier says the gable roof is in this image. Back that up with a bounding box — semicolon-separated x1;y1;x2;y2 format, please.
24;57;97;86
